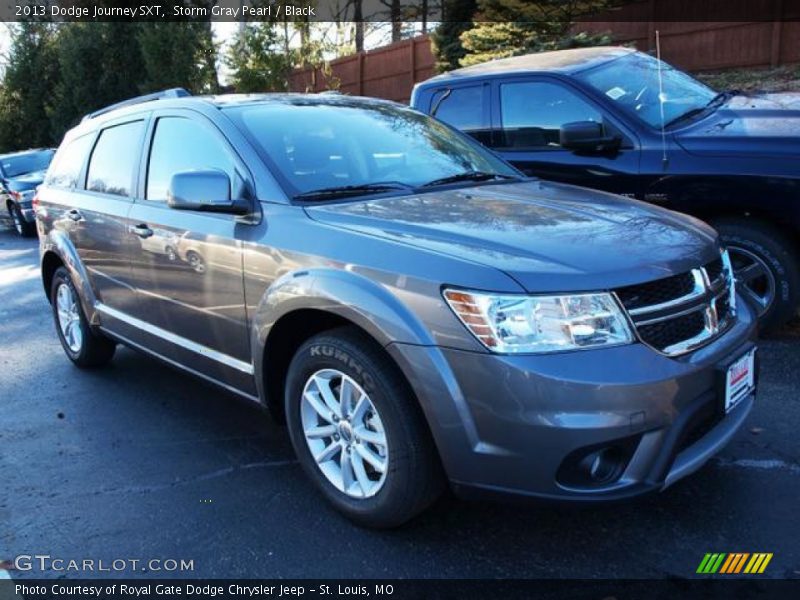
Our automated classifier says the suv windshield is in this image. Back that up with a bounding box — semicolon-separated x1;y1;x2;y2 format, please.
575;52;716;128
2;149;54;178
226;100;520;198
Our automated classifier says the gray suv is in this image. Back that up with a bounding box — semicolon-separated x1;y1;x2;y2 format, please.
37;90;758;527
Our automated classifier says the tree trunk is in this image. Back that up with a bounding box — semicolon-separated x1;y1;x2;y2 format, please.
391;0;401;42
354;1;364;52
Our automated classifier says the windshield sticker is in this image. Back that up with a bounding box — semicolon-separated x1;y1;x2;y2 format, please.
606;87;626;100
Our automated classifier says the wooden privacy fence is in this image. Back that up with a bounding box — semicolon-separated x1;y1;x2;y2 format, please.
289;35;435;103
289;4;799;102
578;0;800;72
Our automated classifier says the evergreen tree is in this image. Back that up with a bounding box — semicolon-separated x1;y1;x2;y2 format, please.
459;0;613;67
49;23;147;139
225;23;293;93
0;22;61;151
138;22;219;94
431;0;478;72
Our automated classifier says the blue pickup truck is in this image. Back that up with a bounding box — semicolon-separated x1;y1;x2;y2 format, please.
412;47;800;331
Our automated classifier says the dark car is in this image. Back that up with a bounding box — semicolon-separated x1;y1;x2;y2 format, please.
412;47;800;331
1;148;55;237
37;90;757;527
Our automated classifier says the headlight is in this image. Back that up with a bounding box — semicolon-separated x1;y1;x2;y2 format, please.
443;288;633;354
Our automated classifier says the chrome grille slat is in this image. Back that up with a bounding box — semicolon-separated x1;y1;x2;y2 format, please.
615;251;737;356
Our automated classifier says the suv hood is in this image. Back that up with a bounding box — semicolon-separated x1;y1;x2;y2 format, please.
6;169;46;192
305;181;719;292
675;92;800;158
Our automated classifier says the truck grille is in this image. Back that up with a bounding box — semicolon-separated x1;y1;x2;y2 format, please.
614;251;737;356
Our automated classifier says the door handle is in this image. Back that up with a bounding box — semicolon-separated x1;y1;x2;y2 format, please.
67;209;84;222
129;224;154;239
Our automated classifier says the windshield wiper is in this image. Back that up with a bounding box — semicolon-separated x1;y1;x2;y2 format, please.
421;171;518;188
664;90;739;128
293;182;413;201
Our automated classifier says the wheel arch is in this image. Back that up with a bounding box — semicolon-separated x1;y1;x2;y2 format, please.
40;231;99;323
252;268;435;420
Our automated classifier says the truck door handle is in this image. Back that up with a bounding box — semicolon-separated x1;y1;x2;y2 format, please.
67;209;84;222
129;224;154;239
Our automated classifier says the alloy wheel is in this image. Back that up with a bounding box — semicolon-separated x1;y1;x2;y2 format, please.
300;369;388;499
727;246;775;316
56;283;83;353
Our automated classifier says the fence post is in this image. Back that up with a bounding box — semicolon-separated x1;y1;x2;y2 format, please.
410;37;417;90
771;0;784;67
358;52;365;96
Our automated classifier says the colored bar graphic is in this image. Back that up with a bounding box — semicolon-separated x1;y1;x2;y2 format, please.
701;552;774;575
697;553;728;574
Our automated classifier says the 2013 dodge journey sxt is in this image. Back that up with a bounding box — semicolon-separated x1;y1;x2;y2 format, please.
37;89;758;527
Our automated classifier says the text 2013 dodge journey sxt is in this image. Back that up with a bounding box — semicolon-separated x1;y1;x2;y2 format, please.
37;90;758;527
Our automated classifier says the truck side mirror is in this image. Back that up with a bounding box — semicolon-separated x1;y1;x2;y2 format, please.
560;121;621;153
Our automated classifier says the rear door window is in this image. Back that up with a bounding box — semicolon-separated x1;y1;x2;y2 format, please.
86;121;145;197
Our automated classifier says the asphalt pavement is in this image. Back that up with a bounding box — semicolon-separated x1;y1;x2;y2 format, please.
1;223;799;580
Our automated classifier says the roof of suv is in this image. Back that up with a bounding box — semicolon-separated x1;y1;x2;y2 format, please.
75;91;403;130
416;46;635;87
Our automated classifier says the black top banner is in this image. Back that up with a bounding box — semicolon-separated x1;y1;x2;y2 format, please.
3;0;800;23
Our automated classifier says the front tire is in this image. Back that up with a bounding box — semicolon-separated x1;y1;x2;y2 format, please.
712;218;800;333
285;327;444;528
50;267;116;368
8;202;36;237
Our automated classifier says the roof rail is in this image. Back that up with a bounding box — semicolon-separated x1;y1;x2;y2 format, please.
82;88;191;122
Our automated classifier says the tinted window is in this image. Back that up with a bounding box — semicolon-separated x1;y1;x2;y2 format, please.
431;86;486;134
46;136;93;189
86;121;144;196
226;101;518;196
498;81;601;149
146;117;239;201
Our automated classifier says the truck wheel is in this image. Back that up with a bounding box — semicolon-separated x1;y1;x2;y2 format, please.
9;202;36;237
51;267;116;367
285;326;444;528
712;218;800;332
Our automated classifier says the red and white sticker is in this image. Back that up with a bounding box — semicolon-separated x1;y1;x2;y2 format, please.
725;349;756;413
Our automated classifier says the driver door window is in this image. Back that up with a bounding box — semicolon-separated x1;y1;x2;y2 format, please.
497;81;602;150
146;117;242;201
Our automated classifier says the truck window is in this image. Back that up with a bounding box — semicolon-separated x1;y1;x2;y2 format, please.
498;81;601;150
430;86;489;144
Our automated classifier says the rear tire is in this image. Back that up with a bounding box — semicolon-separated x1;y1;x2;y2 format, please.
285;326;444;528
712;218;800;332
50;267;116;368
8;202;36;237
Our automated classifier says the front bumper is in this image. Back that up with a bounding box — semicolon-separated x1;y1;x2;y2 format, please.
387;294;758;502
14;198;36;223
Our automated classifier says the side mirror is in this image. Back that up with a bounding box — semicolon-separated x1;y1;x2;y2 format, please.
560;121;621;153
167;170;248;214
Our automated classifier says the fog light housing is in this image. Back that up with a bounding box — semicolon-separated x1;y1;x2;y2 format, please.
556;436;640;489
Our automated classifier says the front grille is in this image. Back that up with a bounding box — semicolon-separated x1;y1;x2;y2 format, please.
616;272;695;311
615;252;736;356
637;310;706;350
